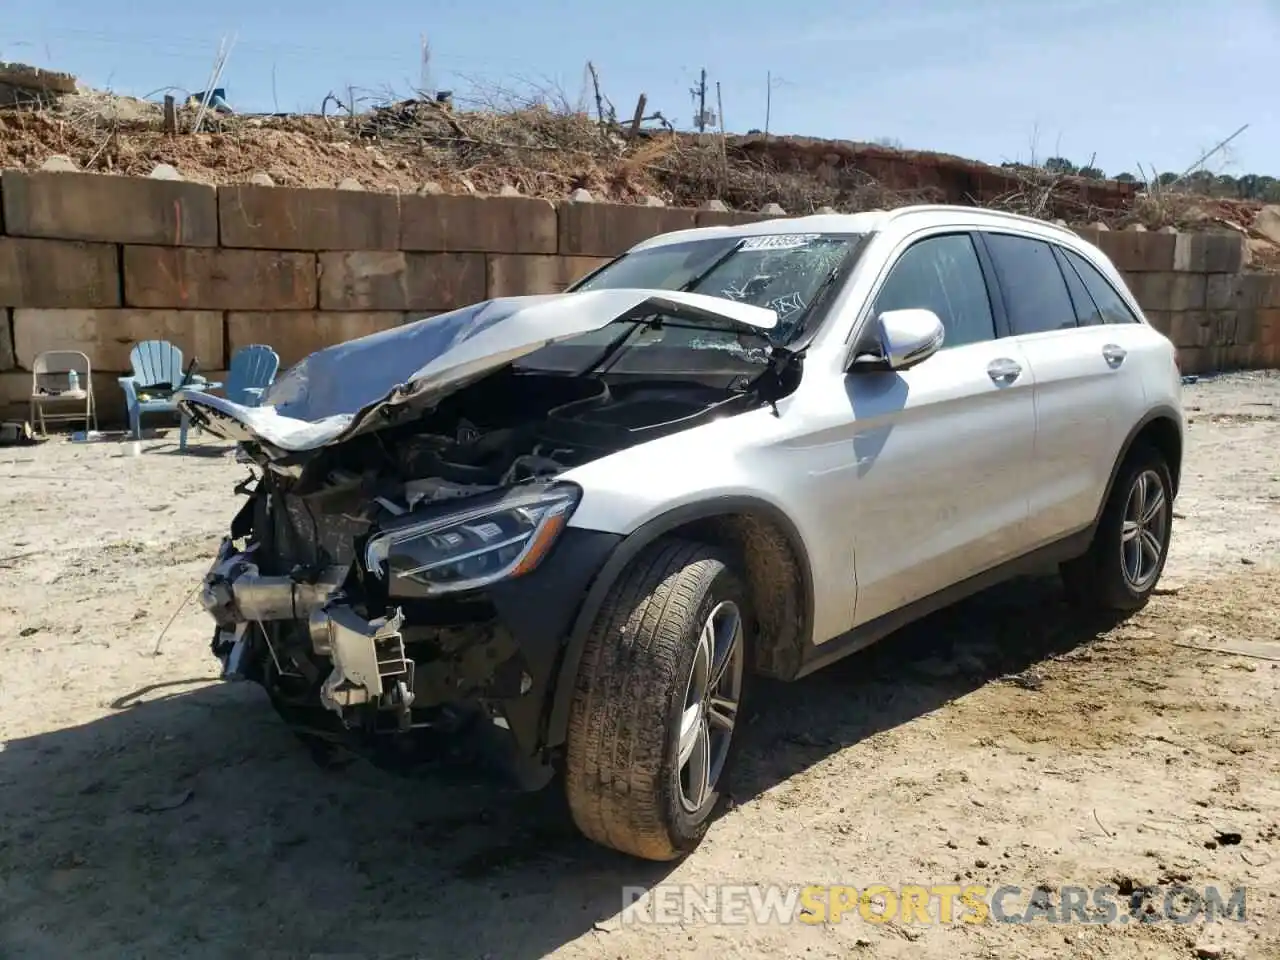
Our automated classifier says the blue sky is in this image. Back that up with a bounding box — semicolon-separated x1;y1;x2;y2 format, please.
6;0;1277;178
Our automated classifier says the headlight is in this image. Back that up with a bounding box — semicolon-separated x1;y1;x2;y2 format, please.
363;482;581;594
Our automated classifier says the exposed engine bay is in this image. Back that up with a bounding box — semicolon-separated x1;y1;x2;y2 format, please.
197;367;769;785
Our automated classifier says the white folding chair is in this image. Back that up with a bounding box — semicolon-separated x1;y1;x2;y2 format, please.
30;350;97;435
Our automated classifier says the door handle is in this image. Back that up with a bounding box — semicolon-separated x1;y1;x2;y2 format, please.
1102;343;1127;367
987;357;1022;385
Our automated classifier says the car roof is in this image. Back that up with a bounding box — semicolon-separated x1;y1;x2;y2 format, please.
626;203;1085;253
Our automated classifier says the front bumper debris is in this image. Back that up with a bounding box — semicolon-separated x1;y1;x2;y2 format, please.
194;522;623;790
200;540;413;722
200;538;346;627
311;603;415;728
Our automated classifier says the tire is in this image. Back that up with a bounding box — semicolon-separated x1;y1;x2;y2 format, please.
564;537;751;861
1060;442;1174;612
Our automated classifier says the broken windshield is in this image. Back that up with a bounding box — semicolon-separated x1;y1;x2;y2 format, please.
513;232;865;382
571;232;865;345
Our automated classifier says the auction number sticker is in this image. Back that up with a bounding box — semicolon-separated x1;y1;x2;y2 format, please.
741;233;822;250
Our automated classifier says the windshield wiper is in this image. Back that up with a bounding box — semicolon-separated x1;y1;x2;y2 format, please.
570;314;652;377
777;264;844;345
561;242;745;380
679;239;746;294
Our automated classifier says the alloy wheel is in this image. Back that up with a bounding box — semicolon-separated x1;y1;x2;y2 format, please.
1121;468;1168;591
677;600;744;812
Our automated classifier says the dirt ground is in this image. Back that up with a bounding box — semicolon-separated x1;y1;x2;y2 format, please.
1;372;1278;960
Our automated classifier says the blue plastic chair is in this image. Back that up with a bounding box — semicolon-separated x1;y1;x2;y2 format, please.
223;344;280;406
178;344;279;449
118;340;220;448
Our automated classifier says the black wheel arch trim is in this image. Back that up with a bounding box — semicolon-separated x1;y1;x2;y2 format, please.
1092;404;1183;531
543;495;816;749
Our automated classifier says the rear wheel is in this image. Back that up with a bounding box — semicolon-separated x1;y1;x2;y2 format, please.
1060;443;1174;612
564;538;750;861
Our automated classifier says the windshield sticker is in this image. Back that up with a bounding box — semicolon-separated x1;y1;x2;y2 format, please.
766;292;806;318
740;233;822;250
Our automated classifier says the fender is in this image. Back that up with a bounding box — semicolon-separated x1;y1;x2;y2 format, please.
543;495;816;749
1089;404;1184;535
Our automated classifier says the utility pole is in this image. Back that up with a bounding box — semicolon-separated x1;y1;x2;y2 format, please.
691;69;707;133
699;69;707;132
765;70;771;139
765;72;785;140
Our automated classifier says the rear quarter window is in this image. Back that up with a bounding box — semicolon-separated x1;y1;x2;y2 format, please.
1060;248;1142;324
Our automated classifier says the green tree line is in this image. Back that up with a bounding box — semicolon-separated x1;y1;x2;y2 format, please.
1001;157;1280;202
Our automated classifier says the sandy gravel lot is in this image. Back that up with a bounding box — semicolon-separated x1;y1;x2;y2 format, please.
1;372;1278;960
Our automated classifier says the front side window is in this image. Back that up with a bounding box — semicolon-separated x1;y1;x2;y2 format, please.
1061;248;1142;324
983;233;1079;336
871;233;996;348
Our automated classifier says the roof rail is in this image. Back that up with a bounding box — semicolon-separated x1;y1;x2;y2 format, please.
884;203;1081;239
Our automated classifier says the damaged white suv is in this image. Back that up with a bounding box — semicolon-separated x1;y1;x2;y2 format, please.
180;205;1183;862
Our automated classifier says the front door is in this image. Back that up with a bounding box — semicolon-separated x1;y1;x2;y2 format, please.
842;232;1039;628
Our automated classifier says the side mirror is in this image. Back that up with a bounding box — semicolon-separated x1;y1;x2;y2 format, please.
848;309;945;372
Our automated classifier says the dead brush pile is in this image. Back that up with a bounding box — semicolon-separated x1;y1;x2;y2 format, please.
0;89;1245;233
348;98;946;211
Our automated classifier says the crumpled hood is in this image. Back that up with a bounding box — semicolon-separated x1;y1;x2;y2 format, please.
177;287;777;455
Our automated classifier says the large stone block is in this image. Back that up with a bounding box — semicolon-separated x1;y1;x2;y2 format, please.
558;202;698;257
317;251;485;311
0;309;13;371
1172;231;1246;274
486;255;610;298
695;209;767;228
1235;309;1258;346
12;308;225;372
124;246;317;310
1123;271;1206;313
1094;230;1175;273
1205;273;1280;311
1143;310;1173;337
219;184;400;251
1;171;218;246
400;194;557;254
1223;344;1261;370
1209;311;1239;346
1255;308;1280;345
1071;226;1105;250
227;311;409;368
1174;346;1208;375
1166;311;1213;348
0;237;120;308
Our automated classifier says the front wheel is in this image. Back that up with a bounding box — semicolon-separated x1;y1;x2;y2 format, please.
1060;443;1174;612
564;538;750;861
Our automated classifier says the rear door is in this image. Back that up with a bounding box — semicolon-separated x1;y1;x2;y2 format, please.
1056;242;1166;487
977;232;1147;545
844;231;1038;627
